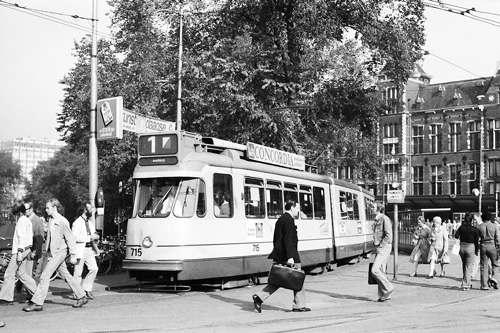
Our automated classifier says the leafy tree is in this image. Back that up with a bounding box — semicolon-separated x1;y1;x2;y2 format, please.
51;0;425;227
0;152;22;209
25;147;89;221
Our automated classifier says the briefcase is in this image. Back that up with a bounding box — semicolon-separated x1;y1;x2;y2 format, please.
368;263;377;285
268;264;306;291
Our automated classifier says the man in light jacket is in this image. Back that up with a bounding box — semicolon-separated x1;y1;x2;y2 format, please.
72;203;100;299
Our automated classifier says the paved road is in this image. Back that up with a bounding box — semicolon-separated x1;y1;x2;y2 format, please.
1;242;499;332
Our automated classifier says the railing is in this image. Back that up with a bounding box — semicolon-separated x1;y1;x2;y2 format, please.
388;210;423;254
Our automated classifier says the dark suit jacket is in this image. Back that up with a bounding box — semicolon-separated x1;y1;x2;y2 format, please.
268;212;301;264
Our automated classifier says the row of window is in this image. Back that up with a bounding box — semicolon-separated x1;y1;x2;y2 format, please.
136;174;374;222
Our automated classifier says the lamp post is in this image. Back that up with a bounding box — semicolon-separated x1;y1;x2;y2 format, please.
478;97;485;214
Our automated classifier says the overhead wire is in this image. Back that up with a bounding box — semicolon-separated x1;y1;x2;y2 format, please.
0;0;112;39
422;0;500;79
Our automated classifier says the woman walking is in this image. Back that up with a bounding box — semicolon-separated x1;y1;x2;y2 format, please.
409;216;431;277
455;213;480;290
427;216;449;278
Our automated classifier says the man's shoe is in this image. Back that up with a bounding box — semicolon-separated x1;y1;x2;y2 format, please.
22;304;43;312
377;298;390;302
0;320;5;327
72;296;88;308
292;307;311;312
252;294;263;313
85;291;94;300
0;300;13;306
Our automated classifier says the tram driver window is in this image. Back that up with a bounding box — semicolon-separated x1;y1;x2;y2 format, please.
214;173;233;217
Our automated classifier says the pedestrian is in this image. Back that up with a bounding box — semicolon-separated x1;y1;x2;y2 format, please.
427;216;449;278
23;198;88;312
24;202;45;280
0;202;37;305
409;216;431;277
252;200;310;313
476;210;500;290
455;212;480;291
446;219;453;238
371;201;394;302
72;203;100;300
471;213;482;280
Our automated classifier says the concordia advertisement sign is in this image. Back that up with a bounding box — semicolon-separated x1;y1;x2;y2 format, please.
97;96;175;141
246;142;305;171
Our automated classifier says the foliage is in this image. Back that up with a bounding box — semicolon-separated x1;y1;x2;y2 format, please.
44;0;425;227
25;147;89;221
0;152;22;209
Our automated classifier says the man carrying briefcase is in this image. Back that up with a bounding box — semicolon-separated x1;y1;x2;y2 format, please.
252;200;310;313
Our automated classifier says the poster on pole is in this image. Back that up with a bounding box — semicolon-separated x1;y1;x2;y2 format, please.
96;97;124;140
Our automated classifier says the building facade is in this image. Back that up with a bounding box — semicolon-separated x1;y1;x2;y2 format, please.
0;137;65;210
376;65;500;220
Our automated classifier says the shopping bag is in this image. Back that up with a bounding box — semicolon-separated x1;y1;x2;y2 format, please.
268;264;305;291
451;240;460;256
368;262;378;285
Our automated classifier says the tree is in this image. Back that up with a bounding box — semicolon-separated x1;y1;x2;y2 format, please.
25;147;89;221
52;0;425;226
0;152;22;210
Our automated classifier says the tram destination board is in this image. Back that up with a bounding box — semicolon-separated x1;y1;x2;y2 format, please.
138;133;178;166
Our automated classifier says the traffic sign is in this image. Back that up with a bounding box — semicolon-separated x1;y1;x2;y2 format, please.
387;190;405;203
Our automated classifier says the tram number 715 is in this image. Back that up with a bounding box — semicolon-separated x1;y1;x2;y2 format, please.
130;247;143;257
253;244;260;252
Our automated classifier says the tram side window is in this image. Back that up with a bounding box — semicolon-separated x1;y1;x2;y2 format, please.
299;185;313;219
214;173;233;217
313;187;326;219
266;180;283;218
244;178;265;218
339;190;360;220
365;197;375;220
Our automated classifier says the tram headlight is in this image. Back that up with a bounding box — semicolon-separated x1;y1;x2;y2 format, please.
142;236;153;248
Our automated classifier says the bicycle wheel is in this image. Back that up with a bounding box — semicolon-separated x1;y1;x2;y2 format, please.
98;254;112;275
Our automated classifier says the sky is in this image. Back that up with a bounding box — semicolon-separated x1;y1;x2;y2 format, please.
0;0;499;143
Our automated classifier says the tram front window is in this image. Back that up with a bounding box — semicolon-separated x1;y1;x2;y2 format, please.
134;178;205;218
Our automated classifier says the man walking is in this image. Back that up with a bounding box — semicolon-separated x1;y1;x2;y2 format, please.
23;198;88;312
477;210;500;290
252;200;310;313
72;203;100;300
371;201;394;302
24;202;45;280
0;203;37;305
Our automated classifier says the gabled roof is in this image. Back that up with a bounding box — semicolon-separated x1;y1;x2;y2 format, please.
410;76;493;111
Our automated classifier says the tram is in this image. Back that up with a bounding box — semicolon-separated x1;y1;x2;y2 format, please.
123;131;376;284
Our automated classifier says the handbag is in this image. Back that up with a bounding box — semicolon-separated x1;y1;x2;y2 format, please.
368;262;377;285
268;264;305;291
441;252;450;264
451;240;460;256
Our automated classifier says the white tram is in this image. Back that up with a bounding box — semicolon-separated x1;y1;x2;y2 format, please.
124;131;376;283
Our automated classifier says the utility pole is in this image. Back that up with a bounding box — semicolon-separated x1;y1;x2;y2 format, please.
176;2;183;131
89;0;98;210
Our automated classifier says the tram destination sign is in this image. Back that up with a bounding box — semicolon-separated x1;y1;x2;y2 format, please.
246;142;305;171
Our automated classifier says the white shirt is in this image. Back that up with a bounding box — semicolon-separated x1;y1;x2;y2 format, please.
12;215;33;254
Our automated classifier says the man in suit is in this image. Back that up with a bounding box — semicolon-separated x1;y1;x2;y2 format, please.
72;203;100;299
23;198;88;312
252;200;310;313
371;201;394;302
24;202;45;281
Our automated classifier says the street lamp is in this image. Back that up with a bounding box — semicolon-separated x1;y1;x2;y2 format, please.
477;96;485;214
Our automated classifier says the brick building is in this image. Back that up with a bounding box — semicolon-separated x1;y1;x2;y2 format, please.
376;64;500;220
